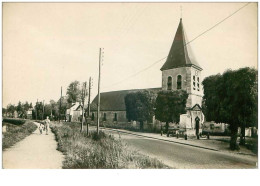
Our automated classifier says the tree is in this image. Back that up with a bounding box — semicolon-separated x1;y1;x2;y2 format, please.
58;97;68;121
66;81;81;106
49;100;58;120
201;74;222;122
155;90;188;134
202;67;257;150
2;108;7;116
22;101;30;119
35;102;44;120
125;91;155;130
16;101;24;118
80;82;88;132
7;104;16;117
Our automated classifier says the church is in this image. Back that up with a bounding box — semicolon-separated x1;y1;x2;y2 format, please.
90;18;204;135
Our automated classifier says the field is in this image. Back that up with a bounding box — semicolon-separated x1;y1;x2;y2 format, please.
51;122;168;169
2;120;37;150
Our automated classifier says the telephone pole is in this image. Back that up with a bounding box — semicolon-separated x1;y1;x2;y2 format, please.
81;82;87;132
86;77;92;136
59;86;62;122
42;100;45;120
36;99;38;120
88;77;92;117
97;48;103;135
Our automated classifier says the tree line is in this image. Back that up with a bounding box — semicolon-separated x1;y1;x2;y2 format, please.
3;80;89;121
125;90;188;131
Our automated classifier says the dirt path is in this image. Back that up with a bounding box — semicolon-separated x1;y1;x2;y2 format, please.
3;122;64;169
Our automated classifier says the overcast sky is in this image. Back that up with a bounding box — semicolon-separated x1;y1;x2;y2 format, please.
2;2;257;107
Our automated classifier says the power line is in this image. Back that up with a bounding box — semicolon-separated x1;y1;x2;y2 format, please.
186;2;251;46
103;2;251;90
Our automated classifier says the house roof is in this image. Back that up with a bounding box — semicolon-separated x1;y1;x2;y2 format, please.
160;18;202;71
69;102;82;111
90;88;161;111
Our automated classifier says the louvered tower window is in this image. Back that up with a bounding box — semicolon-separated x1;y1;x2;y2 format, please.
177;75;182;89
197;77;200;91
193;76;196;90
167;76;172;90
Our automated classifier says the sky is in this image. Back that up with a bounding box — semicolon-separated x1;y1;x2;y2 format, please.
2;2;258;108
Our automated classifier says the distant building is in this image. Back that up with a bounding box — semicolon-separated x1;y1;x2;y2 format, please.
27;108;33;119
90;18;204;135
13;111;18;118
66;102;83;122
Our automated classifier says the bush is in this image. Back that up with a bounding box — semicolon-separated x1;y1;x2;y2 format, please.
2;118;26;126
2;121;37;150
50;122;167;169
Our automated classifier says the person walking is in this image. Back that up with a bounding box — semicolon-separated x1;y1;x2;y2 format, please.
39;123;44;134
44;116;50;135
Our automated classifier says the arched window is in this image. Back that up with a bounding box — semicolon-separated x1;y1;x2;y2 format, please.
177;75;182;89
114;113;118;121
103;113;106;121
91;113;95;121
167;76;172;90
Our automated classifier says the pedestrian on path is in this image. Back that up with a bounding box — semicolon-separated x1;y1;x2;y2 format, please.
44;116;50;135
39;123;44;134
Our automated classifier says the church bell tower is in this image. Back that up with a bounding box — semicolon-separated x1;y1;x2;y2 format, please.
161;18;203;109
160;18;204;134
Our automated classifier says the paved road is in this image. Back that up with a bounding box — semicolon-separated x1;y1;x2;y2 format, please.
102;128;257;169
3;122;64;169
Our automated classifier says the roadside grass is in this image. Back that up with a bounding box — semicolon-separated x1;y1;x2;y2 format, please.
50;122;168;169
2;121;37;150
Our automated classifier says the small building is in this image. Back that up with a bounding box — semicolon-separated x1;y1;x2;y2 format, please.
66;102;83;122
13;111;18;118
27;108;33;119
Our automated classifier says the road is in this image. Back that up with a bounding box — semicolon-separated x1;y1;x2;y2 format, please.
101;128;257;169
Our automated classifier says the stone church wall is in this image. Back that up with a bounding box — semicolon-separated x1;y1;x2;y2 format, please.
90;111;128;124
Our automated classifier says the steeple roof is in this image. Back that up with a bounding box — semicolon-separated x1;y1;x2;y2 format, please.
160;18;202;71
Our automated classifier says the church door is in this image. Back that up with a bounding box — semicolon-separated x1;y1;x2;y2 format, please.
195;117;200;136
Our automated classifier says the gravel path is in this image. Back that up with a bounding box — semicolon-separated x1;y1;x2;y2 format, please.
3;122;64;169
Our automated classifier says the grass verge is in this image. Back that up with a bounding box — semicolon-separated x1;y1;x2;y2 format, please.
2;121;37;150
50;122;168;169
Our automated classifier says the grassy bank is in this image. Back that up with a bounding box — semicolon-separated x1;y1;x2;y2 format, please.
2;121;37;150
50;122;167;169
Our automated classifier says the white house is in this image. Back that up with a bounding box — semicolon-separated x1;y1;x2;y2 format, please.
66;102;83;122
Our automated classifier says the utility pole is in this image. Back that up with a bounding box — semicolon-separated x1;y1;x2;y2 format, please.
81;82;87;132
42;100;45;120
87;77;92;117
97;48;103;135
59;86;62;122
36;99;38;120
86;77;92;136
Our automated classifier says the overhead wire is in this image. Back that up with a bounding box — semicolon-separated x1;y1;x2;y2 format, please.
103;2;251;90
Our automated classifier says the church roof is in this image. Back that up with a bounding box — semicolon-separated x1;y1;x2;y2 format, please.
160;18;202;71
90;88;161;111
